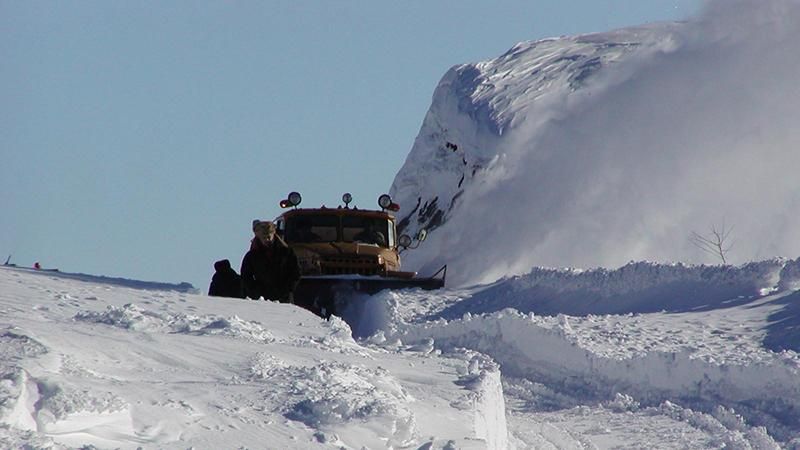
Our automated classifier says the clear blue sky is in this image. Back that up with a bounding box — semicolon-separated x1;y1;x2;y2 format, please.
1;1;698;290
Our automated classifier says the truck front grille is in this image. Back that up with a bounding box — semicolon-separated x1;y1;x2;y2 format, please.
320;256;381;276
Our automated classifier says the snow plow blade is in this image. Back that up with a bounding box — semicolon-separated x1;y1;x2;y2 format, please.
294;265;446;318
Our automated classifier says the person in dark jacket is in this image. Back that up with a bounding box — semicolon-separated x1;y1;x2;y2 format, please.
241;220;301;303
209;259;244;298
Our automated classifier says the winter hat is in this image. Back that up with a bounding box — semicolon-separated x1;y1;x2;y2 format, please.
252;220;276;234
214;259;231;271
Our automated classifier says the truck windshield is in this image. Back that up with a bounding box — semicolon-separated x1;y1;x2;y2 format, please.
342;217;390;247
285;215;338;243
284;214;393;247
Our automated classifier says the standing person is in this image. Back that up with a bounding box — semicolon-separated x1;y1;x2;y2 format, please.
240;220;301;303
208;259;244;298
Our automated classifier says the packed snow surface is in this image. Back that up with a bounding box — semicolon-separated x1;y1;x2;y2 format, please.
2;257;800;448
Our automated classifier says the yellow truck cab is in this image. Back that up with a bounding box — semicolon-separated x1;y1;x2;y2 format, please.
274;192;445;317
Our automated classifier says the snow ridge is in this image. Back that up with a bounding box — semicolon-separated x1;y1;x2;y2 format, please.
392;306;798;443
438;258;797;318
378;258;800;444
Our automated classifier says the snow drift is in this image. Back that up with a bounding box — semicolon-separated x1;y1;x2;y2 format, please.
391;0;800;286
0;267;506;449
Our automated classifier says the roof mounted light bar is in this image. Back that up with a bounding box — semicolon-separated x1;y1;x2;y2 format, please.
279;191;398;211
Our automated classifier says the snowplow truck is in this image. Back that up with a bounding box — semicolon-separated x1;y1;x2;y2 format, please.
274;192;446;318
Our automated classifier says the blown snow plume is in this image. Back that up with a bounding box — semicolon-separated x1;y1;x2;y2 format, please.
391;0;800;286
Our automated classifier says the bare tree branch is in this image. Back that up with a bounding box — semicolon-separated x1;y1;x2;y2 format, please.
689;221;734;264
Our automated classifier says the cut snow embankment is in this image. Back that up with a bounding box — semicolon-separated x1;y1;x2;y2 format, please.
438;259;796;317
384;258;800;442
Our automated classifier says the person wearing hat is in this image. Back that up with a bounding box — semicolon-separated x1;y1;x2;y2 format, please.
240;220;301;303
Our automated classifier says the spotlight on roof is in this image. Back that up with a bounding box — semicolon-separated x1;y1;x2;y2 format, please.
280;191;302;208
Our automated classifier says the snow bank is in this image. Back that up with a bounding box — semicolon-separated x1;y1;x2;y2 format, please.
393;309;799;441
778;257;800;291
439;259;794;318
454;353;508;450
365;258;800;443
0;266;505;449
